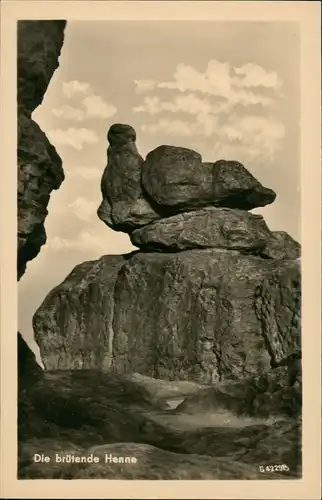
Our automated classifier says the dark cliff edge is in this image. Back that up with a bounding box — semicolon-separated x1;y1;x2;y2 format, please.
17;20;67;466
17;21;66;281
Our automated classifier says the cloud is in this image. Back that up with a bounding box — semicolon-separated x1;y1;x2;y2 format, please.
62;80;92;98
141;113;284;162
67;196;97;222
134;94;213;116
52;105;84;121
142;119;195;137
56;81;117;122
214;114;285;162
83;95;117;119
134;59;280;109
220;114;285;145
68;166;102;180
233;63;282;89
134;79;156;93
134;59;285;163
46;128;99;150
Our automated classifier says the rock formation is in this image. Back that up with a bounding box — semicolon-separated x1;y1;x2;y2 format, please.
17;21;66;280
98;124;159;232
131;207;272;252
17;20;66;464
34;124;301;385
17;22;302;480
141;147;276;211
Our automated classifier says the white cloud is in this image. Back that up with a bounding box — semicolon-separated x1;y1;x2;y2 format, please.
57;81;117;122
215;115;285;162
68;166;102;180
134;79;156;93
83;95;117;119
67;196;97;222
141;119;195;137
159;60;232;96
141;113;219;138
220;115;285;145
47;128;99;150
141;113;284;162
134;58;285;163
52;105;84;121
135;59;280;109
233;63;282;89
62;80;92;98
133;94;213;116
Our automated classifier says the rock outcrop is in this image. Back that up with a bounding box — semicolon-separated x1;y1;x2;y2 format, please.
34;250;301;384
141;147;276;211
98;124;159;232
35;124;301;385
130;207;273;252
18;21;66;279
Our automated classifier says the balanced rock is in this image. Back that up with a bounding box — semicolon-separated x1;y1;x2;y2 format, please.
34;249;300;383
18;21;66;279
130;207;272;252
141;145;276;212
98;124;159;233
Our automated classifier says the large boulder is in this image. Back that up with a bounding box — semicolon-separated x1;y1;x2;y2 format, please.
34;249;300;383
33;255;127;370
98;124;159;233
18;21;66;279
130;207;272;252
141;146;276;212
111;250;275;382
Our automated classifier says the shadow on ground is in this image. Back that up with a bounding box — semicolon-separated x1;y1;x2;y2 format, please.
18;367;302;479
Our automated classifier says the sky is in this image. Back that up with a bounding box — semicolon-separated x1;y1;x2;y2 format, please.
18;21;300;359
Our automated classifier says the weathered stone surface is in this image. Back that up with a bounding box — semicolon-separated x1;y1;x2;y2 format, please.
111;250;278;382
34;249;297;382
141;146;276;212
131;207;272;252
33;255;127;370
260;231;301;260
211;159;276;210
34;249;301;383
18;21;66;279
255;260;301;367
18;21;66;114
98;124;159;233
